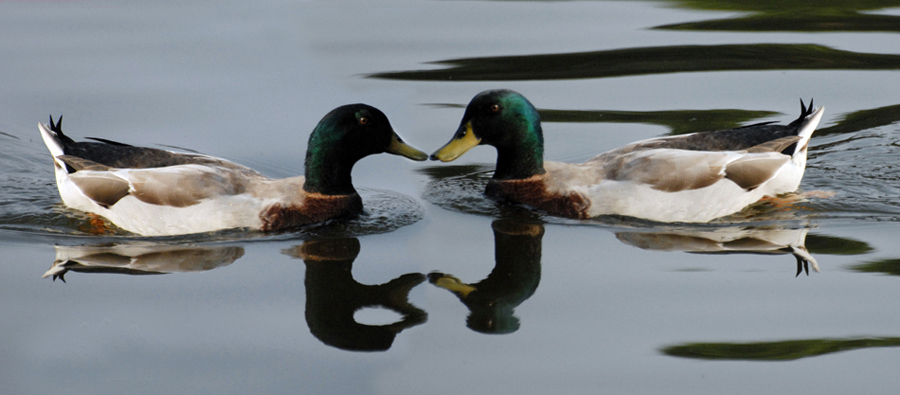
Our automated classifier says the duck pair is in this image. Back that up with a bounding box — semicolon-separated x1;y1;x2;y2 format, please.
40;90;824;236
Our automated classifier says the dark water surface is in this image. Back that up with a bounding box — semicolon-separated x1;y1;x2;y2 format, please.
2;1;900;394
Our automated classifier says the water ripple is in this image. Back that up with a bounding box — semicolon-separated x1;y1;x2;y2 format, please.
806;125;900;221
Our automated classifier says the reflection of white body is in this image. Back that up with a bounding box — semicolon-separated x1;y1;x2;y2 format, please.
43;243;244;279
616;226;818;273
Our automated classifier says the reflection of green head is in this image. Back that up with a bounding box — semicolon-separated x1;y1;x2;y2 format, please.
467;304;521;334
466;219;544;335
299;238;427;352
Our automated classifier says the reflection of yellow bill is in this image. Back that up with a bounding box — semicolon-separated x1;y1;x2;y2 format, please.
432;275;477;298
386;134;428;161
430;122;482;162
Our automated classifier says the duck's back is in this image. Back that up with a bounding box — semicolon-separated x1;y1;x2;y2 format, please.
557;103;825;222
612;100;820;156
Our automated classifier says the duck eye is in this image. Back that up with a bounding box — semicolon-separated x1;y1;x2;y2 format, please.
490;104;501;112
358;117;368;125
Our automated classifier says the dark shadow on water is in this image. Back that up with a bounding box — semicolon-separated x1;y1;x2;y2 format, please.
428;103;779;136
805;234;874;255
429;219;543;334
653;0;900;32
283;239;427;352
370;44;900;82
42;243;245;282
662;336;900;361
816;103;900;137
849;258;900;276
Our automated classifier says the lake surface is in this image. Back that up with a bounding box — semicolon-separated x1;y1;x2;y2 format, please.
3;1;900;394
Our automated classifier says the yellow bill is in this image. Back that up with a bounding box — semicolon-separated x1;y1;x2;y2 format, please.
429;122;481;162
387;134;428;161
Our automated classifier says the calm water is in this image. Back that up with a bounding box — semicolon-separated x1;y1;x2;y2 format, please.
3;1;900;394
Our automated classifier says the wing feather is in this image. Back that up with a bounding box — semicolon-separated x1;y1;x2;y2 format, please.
723;154;789;191
122;165;250;207
68;172;131;208
599;148;789;193
606;149;730;192
67;164;255;209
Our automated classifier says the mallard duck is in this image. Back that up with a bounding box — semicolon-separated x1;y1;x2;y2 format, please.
39;104;427;236
430;89;824;223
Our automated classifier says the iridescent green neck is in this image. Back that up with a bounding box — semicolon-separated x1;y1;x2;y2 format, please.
303;124;357;195
492;103;545;180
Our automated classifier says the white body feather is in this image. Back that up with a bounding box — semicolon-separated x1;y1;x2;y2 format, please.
39;122;306;236
545;106;824;223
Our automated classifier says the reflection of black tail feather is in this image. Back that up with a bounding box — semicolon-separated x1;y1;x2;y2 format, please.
792;248;813;277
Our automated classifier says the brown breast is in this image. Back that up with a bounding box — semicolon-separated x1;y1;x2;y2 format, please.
259;193;363;231
485;176;590;219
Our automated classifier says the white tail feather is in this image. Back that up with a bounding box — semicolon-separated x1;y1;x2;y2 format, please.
38;122;68;169
795;106;825;154
38;123;63;156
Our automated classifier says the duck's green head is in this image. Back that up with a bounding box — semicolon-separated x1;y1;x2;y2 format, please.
430;90;545;180
304;104;427;195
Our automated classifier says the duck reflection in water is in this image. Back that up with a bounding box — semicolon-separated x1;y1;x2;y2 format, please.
284;239;427;352
615;226;819;276
429;219;543;334
43;243;244;282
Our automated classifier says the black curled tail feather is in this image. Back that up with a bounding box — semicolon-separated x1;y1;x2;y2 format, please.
48;114;76;145
788;99;815;128
779;98;818;156
49;114;62;134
